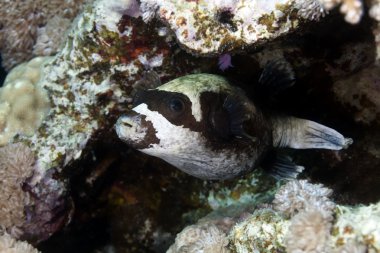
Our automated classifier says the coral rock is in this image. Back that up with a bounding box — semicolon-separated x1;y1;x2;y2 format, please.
140;0;325;55
167;223;230;253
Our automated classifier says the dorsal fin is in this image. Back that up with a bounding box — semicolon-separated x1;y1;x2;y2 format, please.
258;60;295;96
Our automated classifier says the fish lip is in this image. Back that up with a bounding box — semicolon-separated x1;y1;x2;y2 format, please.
115;116;135;139
117;116;133;128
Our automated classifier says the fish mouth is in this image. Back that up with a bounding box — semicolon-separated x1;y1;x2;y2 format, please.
116;116;133;129
115;115;140;140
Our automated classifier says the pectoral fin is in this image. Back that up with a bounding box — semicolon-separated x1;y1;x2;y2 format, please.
272;116;353;150
258;60;296;96
223;91;257;142
261;152;304;180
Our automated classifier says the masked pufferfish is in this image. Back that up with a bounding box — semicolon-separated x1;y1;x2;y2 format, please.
115;62;353;180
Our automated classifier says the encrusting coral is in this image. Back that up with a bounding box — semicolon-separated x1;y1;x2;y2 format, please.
167;223;230;253
0;57;51;146
139;0;326;55
0;0;89;70
0;232;40;253
0;143;35;237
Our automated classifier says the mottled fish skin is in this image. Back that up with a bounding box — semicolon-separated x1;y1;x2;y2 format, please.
115;73;352;180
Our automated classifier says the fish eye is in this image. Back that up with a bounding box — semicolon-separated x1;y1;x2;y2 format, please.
168;97;184;113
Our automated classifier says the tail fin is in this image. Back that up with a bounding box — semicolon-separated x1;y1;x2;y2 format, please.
272;117;353;150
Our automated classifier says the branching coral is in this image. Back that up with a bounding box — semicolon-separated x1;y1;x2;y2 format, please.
319;0;364;24
0;57;50;146
0;143;35;237
0;0;89;70
0;232;40;253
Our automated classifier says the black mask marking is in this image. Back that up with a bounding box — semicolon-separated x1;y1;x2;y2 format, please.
133;89;202;131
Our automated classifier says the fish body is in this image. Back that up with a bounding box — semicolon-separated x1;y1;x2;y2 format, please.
116;69;352;180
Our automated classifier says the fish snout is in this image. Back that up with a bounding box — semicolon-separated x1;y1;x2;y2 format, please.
115;111;159;149
116;113;147;144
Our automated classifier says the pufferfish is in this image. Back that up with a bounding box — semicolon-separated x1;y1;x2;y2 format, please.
115;64;353;180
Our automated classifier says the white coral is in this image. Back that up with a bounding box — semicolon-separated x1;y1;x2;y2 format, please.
285;209;331;253
318;0;363;24
273;180;336;220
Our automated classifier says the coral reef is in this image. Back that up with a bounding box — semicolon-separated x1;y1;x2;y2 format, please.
140;0;325;55
169;180;380;253
0;57;50;146
0;232;40;253
0;0;89;70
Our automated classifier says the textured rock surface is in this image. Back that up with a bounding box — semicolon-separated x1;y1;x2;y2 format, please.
140;0;325;55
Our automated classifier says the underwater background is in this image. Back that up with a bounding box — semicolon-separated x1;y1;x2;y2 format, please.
0;0;379;252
